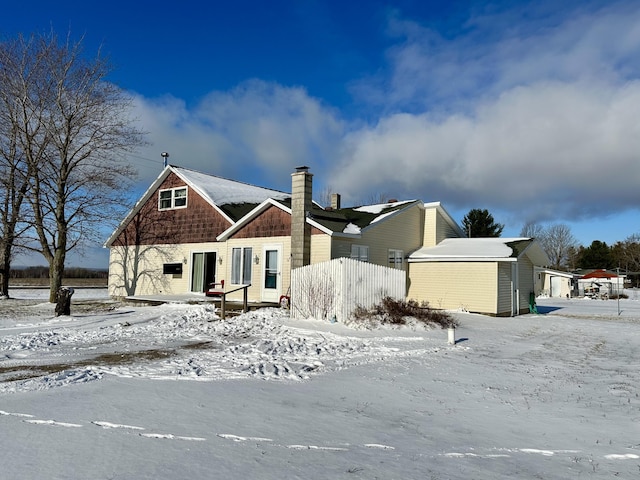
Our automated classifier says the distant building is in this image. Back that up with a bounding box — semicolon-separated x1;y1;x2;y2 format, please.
534;267;575;298
576;269;625;297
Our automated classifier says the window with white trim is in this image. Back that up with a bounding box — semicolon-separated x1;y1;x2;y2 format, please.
350;244;369;262
231;247;253;284
158;187;188;210
388;249;404;269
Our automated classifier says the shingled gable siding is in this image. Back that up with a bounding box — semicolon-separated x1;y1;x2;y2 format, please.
113;172;231;246
230;204;323;239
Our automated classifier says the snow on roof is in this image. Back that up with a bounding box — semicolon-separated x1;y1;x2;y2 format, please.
353;200;415;214
409;237;534;262
581;269;619;279
534;267;574;278
343;223;361;234
175;167;290;206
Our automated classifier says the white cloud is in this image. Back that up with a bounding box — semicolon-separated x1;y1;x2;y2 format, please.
130;81;343;192
358;2;640;111
332;2;640;224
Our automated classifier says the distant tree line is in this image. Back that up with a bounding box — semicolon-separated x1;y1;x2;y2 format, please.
521;222;640;274
9;266;108;279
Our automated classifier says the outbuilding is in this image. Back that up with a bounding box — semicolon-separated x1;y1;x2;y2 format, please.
407;237;550;316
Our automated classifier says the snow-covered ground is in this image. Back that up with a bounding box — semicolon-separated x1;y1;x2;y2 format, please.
1;289;639;479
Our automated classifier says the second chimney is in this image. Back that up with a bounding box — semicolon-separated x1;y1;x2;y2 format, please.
291;166;313;269
331;193;341;210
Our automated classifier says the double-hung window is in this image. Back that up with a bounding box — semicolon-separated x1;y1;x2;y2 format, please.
388;249;404;269
350;244;369;262
159;187;188;210
231;247;253;284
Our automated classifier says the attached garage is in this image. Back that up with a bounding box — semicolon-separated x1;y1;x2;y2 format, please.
407;238;549;316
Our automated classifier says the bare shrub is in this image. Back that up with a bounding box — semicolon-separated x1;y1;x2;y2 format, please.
610;293;628;300
292;268;335;320
351;297;457;329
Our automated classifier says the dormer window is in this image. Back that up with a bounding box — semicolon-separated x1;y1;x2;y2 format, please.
159;187;187;210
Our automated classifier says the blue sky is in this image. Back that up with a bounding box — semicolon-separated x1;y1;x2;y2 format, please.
3;0;639;268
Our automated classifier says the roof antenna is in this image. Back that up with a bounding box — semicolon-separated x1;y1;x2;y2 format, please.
161;152;169;168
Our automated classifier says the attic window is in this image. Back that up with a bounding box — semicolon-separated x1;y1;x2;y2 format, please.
159;187;188;210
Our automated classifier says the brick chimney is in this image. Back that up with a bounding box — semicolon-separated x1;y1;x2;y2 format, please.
291;166;312;269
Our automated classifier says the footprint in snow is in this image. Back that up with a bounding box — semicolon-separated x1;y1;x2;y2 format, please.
217;434;273;443
92;421;145;430
139;432;206;441
605;454;640;460
364;444;395;450
286;445;349;451
24;419;83;428
0;410;34;418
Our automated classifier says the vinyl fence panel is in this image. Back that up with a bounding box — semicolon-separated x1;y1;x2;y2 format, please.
290;258;406;321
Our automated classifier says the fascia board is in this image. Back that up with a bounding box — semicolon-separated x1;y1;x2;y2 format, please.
407;256;517;263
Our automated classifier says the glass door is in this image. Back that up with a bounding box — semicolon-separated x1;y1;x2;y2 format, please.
262;245;281;302
191;253;204;292
191;252;217;293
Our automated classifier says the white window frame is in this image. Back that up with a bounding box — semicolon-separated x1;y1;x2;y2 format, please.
350;244;369;262
158;186;188;211
388;249;404;269
231;247;253;285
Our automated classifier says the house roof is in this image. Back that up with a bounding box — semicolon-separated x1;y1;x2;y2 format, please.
534;267;575;279
175;167;290;221
580;269;619;279
408;237;550;265
217;197;423;240
106;165;462;247
104;165;291;247
310;200;421;236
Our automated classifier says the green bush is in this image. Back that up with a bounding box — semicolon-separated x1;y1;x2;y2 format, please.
351;297;457;329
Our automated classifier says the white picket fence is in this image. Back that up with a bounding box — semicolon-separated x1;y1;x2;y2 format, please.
290;258;406;321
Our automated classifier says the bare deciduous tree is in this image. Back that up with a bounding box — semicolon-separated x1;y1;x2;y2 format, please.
0;34;49;297
3;31;145;301
519;221;547;240
619;234;640;287
540;224;577;270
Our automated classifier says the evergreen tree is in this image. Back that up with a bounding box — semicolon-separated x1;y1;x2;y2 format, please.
577;240;614;270
462;209;504;237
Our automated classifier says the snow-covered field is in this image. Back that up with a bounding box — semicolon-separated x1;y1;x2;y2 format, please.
1;289;639;479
